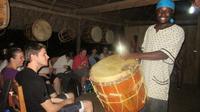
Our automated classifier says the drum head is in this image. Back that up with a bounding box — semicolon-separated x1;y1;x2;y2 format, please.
91;26;102;42
90;55;138;83
32;19;52;41
105;30;114;44
0;0;10;29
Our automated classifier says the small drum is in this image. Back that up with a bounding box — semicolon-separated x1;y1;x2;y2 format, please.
58;27;76;43
105;30;114;44
83;26;103;43
90;55;146;112
25;19;52;41
91;26;103;42
0;0;10;29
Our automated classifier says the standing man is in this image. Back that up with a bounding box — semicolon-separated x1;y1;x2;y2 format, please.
124;0;185;112
16;43;93;112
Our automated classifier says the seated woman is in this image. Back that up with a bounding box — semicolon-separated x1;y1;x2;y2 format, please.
0;47;24;111
0;47;24;89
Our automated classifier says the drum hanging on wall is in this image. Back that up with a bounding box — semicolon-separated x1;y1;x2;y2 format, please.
83;26;103;43
58;27;76;43
105;29;114;44
91;26;103;42
25;19;52;41
0;0;10;29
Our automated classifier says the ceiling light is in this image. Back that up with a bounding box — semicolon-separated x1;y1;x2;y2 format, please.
189;5;195;14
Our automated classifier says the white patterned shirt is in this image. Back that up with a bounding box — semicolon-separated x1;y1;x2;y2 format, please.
141;24;185;100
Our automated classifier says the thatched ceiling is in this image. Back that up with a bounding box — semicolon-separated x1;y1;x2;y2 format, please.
6;0;198;32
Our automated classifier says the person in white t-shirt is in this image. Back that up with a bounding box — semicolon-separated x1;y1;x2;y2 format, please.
53;53;73;74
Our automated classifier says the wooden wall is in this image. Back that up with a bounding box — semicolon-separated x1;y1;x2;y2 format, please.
6;7;124;54
125;22;200;85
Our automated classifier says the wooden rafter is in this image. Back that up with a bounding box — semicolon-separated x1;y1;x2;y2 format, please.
10;2;123;26
75;0;180;14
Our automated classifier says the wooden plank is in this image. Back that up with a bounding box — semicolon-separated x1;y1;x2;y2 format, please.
195;15;200;85
10;2;123;26
76;0;180;14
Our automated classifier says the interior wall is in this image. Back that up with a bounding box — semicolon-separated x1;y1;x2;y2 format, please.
5;7;124;55
124;25;149;50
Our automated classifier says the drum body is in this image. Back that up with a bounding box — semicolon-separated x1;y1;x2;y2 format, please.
90;55;146;112
25;19;52;41
0;0;10;29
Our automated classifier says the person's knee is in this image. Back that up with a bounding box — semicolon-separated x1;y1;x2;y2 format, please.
82;100;93;111
65;92;75;102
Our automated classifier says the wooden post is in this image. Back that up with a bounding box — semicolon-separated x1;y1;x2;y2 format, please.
76;20;81;54
195;15;200;85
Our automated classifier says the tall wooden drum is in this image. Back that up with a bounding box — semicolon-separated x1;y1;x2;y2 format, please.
0;0;10;29
90;55;146;112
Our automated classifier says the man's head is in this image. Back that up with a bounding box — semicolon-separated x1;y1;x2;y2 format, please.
103;47;108;53
24;42;49;67
156;0;175;24
92;48;97;54
80;48;87;57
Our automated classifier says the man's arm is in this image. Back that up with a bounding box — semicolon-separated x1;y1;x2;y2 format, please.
41;98;74;112
125;51;168;60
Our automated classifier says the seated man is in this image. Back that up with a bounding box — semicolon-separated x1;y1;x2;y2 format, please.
16;42;93;112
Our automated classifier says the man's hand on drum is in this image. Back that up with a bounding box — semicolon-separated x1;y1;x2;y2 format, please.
122;53;141;60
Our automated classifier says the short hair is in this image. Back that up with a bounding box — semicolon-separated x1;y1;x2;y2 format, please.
6;47;23;62
79;48;87;53
24;42;46;62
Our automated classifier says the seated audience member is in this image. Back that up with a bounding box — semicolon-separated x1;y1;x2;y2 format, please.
72;49;89;92
16;42;93;112
38;59;61;95
53;53;73;75
0;47;24;89
51;53;74;94
89;48;99;67
39;67;75;103
99;47;109;60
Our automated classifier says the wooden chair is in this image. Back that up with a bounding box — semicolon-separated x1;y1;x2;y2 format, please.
0;80;12;111
9;82;27;112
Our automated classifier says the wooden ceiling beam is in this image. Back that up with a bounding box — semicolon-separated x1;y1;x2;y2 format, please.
75;0;180;14
10;2;123;26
